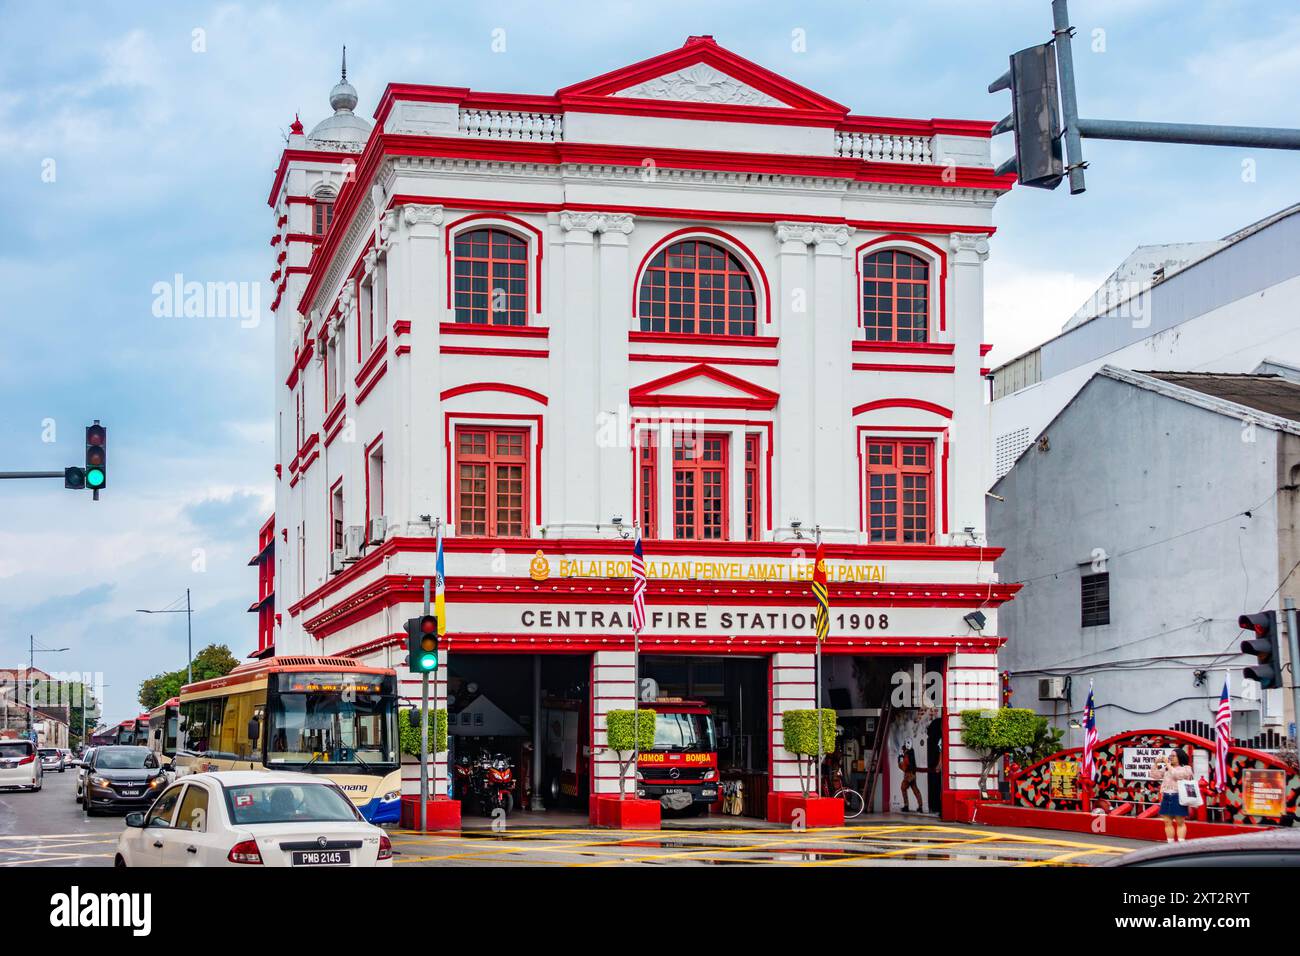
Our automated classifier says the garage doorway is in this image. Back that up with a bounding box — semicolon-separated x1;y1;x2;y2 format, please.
446;653;589;821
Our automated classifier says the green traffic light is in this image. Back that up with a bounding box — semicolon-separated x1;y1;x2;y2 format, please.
419;653;438;670
85;468;105;489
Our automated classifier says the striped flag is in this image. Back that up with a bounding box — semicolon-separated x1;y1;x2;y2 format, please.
1082;685;1098;782
630;533;647;635
434;522;446;636
812;538;829;642
1215;679;1232;790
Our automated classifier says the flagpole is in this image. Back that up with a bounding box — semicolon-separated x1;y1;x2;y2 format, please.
631;527;641;801
815;526;824;797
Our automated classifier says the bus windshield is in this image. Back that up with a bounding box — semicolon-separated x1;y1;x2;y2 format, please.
267;687;398;772
651;711;716;752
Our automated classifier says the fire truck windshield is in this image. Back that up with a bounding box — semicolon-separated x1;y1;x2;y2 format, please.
652;711;716;752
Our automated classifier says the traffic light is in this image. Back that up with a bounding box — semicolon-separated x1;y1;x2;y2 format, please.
84;422;107;492
1239;611;1281;689
64;466;85;489
988;43;1065;189
406;615;439;674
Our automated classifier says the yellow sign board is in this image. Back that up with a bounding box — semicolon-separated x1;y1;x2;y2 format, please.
1242;768;1286;818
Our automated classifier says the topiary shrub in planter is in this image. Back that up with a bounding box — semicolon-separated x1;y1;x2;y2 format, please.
399;707;449;757
605;709;655;797
782;708;838;796
594;708;660;829
960;708;1039;798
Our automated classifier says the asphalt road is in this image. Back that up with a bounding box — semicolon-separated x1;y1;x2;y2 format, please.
0;771;1140;867
0;765;122;867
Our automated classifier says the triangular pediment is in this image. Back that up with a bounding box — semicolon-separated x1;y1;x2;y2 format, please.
558;36;847;116
630;364;779;411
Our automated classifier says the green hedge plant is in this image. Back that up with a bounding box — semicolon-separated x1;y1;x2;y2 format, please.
399;707;449;758
960;708;1039;797
605;709;655;797
782;709;838;797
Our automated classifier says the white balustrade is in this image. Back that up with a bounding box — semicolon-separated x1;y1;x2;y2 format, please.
834;130;934;164
458;109;564;142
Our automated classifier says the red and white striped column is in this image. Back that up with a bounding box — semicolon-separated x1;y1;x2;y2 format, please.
769;651;817;818
590;649;637;814
943;649;1000;817
399;653;449;799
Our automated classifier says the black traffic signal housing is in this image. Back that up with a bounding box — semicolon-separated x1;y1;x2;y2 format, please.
406;615;439;674
64;466;85;489
84;421;107;493
988;43;1065;189
1239;610;1281;689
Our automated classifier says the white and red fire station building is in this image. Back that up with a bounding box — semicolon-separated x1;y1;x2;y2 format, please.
262;37;1017;821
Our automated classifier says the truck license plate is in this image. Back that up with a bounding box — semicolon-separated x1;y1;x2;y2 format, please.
292;850;350;866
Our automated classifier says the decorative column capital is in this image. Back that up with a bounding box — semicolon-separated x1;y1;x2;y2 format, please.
949;232;991;261
401;203;445;227
773;221;855;249
558;211;635;235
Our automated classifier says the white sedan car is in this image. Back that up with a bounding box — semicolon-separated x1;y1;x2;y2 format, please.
115;770;393;867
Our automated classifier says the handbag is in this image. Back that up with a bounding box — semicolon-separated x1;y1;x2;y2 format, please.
1176;777;1203;808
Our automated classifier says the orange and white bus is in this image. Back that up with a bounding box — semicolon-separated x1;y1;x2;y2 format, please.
175;656;402;824
147;697;180;759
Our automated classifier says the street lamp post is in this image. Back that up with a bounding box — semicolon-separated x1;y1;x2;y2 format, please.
136;588;194;687
27;636;69;741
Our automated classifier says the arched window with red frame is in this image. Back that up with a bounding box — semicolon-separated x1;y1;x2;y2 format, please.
639;239;757;336
861;250;930;343
453;228;529;326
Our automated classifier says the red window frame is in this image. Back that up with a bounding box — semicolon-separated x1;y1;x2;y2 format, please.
861;250;930;343
672;432;729;541
365;438;384;531
638;432;658;539
863;438;934;544
313;200;334;237
455;426;530;537
639;240;757;336
744;433;760;542
329;480;344;552
452;228;529;326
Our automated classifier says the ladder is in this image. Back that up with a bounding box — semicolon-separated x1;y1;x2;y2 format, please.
862;695;894;814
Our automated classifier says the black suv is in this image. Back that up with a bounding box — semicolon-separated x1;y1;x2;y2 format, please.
81;746;168;814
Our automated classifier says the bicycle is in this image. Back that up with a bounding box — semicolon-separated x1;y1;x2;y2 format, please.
834;782;867;819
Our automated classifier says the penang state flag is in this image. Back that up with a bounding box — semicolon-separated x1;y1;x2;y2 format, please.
434;523;447;636
812;538;829;642
1082;686;1098;782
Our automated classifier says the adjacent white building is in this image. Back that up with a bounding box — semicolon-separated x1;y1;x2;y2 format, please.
990;203;1300;481
263;37;1017;820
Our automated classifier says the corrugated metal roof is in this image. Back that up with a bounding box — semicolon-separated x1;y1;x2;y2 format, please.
1140;371;1300;422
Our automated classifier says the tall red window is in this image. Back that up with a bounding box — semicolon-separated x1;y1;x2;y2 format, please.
456;427;529;537
453;228;528;326
864;439;933;543
313;200;334;237
638;432;658;539
673;432;728;540
639;240;756;336
744;434;760;542
861;250;929;343
330;482;344;552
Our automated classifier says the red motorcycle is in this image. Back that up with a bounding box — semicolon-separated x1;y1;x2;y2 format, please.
478;753;516;816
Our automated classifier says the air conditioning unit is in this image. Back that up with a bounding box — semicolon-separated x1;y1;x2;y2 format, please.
368;516;386;545
1037;677;1068;701
343;525;365;560
329;550;346;574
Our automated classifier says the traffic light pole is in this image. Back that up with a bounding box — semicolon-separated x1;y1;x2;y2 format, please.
0;472;66;480
420;577;431;833
1285;598;1300;745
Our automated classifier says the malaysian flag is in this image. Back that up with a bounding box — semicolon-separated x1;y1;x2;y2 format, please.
630;533;647;635
1082;686;1098;782
1215;679;1232;790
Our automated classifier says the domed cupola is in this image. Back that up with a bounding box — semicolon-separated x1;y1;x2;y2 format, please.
307;47;372;151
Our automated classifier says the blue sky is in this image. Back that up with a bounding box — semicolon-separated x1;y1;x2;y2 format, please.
3;1;1299;725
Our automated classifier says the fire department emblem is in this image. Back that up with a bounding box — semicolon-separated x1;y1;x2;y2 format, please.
529;550;550;582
